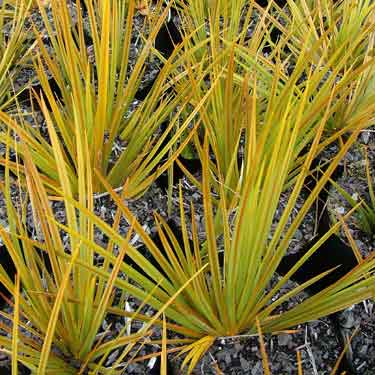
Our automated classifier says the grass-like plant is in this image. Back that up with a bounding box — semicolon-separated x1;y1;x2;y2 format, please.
0;141;136;372
174;0;258;48
0;0;34;111
0;127;202;373
282;0;375;139
85;72;375;373
168;0;375;208
287;0;375;66
0;0;208;197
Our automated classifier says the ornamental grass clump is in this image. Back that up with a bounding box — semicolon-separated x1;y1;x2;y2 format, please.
92;69;375;373
0;0;207;197
282;0;375;137
0;144;137;373
0;137;200;373
171;0;375;208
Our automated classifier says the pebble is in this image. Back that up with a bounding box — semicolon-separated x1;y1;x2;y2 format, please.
335;206;346;215
358;345;368;357
234;342;243;351
240;356;250;371
251;361;262;375
355;239;365;249
225;353;231;365
295;229;303;241
352;192;359;201
278;333;291;347
361;131;370;144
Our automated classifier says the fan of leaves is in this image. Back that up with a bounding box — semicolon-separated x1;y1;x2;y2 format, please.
0;0;207;197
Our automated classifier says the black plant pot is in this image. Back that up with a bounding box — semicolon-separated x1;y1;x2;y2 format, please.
0;363;31;375
155;19;183;59
16;77;63;112
0;226;52;309
0;244;17;308
255;0;288;8
134;15;182;102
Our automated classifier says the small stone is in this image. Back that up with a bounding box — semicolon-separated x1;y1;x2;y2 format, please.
240;356;250;371
251;361;262;375
342;310;356;328
278;334;291;347
361;131;370;144
225;353;231;365
100;206;106;219
102;319;109;330
355;239;364;249
234;342;243;351
335;206;346;215
295;229;303;241
359;345;368;357
192;192;200;200
106;349;119;365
